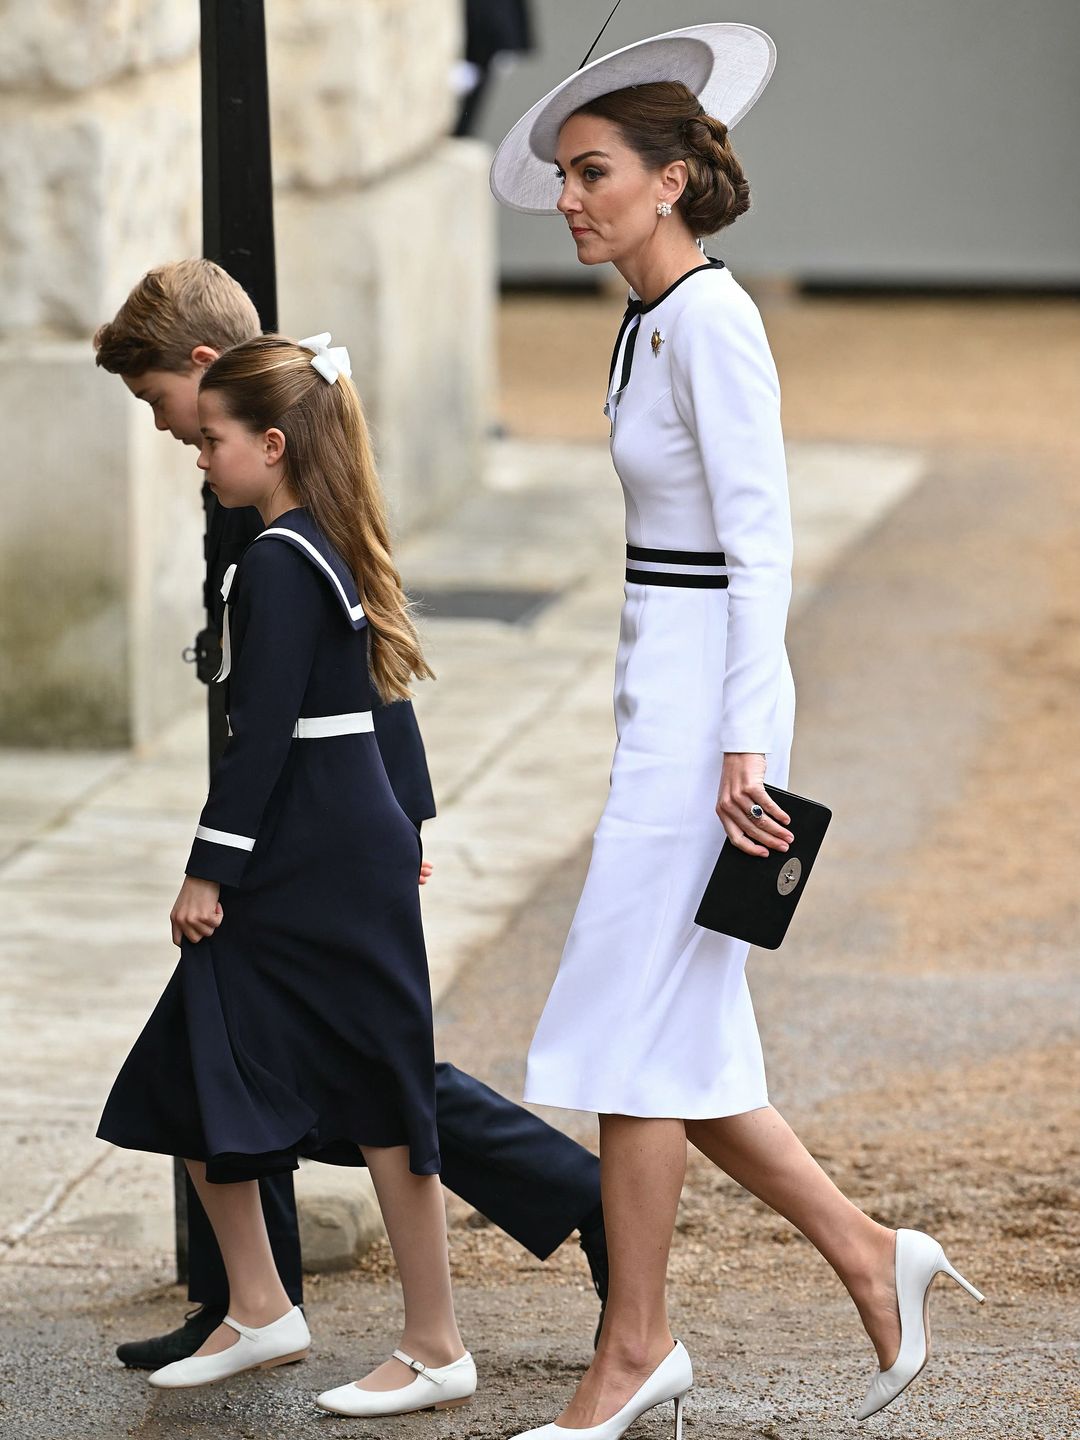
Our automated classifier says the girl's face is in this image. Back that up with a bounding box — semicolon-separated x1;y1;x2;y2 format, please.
554;113;685;267
196;388;288;512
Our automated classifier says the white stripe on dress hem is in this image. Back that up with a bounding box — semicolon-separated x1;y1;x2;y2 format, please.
255;528;366;621
194;825;256;852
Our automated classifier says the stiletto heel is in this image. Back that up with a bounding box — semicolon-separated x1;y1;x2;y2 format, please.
857;1229;985;1421
507;1341;693;1440
940;1258;985;1304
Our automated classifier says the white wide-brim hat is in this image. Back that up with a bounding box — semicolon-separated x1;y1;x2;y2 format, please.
489;23;776;215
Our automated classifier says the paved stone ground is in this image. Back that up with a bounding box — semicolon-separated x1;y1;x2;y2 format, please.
1;291;1077;1438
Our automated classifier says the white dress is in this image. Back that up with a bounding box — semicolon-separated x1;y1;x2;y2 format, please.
524;261;796;1119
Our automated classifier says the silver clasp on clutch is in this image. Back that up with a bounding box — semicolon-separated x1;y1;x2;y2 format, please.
777;857;803;896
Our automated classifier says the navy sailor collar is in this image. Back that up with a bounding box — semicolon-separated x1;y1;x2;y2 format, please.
251;507;367;630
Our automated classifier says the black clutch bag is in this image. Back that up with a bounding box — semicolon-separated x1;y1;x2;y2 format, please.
694;785;832;950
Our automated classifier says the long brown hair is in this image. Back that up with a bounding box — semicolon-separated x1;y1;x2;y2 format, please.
573;81;750;236
201;335;433;702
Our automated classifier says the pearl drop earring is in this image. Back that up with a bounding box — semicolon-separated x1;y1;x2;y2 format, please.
656;202;672;217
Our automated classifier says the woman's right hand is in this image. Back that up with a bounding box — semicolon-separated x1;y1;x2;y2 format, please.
716;752;793;858
171;876;223;946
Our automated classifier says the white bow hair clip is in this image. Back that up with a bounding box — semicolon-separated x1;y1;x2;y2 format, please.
299;331;353;385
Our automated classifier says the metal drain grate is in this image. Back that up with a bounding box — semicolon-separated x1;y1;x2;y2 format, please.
409;587;558;626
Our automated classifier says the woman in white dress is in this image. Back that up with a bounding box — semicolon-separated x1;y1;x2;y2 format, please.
489;25;983;1438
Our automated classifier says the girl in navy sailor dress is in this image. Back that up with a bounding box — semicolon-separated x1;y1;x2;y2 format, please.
97;335;475;1412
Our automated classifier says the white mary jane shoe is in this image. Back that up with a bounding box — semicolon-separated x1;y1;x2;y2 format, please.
857;1228;985;1421
147;1305;310;1389
510;1340;693;1440
316;1348;476;1417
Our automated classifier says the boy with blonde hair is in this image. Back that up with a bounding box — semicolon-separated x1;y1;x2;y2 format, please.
95;257;261;442
94;260;607;1370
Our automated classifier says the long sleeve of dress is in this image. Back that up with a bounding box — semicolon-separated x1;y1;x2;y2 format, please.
669;289;793;754
185;542;325;887
370;701;437;829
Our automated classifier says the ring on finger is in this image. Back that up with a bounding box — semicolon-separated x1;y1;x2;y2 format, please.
748;803;764;821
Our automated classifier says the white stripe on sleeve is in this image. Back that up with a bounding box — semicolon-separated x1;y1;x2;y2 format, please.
195;825;256;852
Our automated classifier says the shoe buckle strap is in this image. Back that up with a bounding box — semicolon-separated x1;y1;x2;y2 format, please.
392;1348;445;1383
222;1314;261;1342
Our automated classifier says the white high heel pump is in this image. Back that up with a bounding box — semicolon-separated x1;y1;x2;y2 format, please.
857;1228;984;1420
509;1340;693;1440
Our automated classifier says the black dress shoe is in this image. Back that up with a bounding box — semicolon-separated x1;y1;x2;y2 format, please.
578;1216;609;1349
116;1304;228;1370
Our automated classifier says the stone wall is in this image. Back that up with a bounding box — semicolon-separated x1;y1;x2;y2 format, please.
0;0;494;747
275;138;493;533
0;7;204;747
268;0;494;535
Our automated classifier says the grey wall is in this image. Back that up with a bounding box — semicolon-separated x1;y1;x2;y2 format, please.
478;0;1080;285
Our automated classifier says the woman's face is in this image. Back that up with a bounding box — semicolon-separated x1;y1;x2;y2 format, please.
196;388;286;511
554;113;682;266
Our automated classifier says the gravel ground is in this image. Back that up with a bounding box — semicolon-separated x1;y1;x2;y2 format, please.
3;294;1077;1439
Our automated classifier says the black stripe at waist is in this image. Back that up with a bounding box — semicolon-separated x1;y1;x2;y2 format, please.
626;543;726;566
625;542;729;589
625;568;729;589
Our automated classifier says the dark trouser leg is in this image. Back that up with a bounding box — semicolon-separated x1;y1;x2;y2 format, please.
186;1169;304;1307
434;1061;601;1259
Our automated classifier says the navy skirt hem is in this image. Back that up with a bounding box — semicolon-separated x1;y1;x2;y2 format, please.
96;940;441;1185
96;1129;442;1185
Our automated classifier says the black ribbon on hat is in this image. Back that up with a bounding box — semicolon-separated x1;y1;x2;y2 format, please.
580;0;623;69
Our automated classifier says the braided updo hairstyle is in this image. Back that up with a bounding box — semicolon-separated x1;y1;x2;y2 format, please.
572;81;750;236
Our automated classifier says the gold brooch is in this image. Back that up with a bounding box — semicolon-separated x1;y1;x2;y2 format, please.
651;328;664;356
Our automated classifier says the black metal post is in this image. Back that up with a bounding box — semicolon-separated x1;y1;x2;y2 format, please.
177;0;279;1284
201;0;278;327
